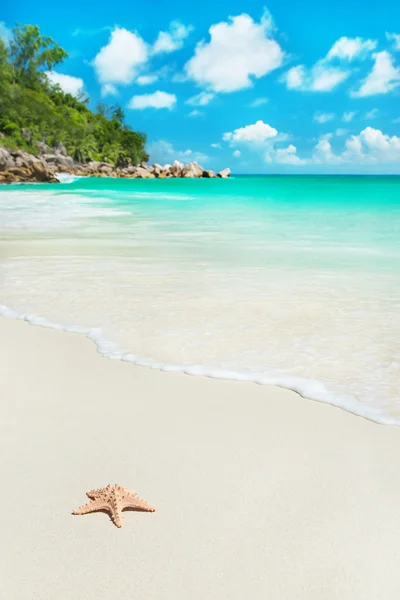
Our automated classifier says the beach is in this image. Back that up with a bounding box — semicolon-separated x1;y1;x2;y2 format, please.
2;6;400;598
1;176;400;425
1;315;400;600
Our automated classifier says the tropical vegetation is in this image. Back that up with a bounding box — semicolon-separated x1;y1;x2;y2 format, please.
0;24;149;165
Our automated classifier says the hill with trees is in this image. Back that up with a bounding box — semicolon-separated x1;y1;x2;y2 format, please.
0;24;149;166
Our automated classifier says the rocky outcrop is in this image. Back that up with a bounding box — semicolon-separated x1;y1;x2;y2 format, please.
150;163;164;177
0;144;231;184
170;160;184;177
182;161;203;178
54;142;67;156
36;141;51;155
0;146;58;183
0;146;12;170
217;168;231;178
202;169;217;178
31;160;53;182
42;153;75;169
134;166;155;178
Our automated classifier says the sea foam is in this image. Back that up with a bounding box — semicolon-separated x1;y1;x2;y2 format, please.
1;304;398;427
54;173;83;184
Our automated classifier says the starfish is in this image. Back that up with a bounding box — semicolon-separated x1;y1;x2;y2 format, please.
73;484;156;528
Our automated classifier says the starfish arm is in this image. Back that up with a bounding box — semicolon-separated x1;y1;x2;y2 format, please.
122;494;156;512
73;499;110;515
110;505;123;528
86;485;110;499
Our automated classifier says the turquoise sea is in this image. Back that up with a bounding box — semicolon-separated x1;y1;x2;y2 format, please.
1;175;400;424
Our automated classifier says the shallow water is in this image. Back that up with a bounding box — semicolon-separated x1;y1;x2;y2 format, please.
1;175;400;424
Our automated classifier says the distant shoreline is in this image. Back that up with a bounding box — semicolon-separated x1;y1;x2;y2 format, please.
0;145;231;184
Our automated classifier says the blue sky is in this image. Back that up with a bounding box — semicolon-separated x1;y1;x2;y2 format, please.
2;0;400;173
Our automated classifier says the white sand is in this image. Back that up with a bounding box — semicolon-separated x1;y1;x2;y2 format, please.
1;317;400;600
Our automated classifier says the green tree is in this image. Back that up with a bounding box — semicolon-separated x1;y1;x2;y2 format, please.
66;132;97;163
0;39;11;111
111;104;125;124
10;24;68;89
96;103;112;119
100;142;123;164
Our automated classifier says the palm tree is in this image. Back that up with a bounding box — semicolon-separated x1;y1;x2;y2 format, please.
100;142;123;165
66;132;97;163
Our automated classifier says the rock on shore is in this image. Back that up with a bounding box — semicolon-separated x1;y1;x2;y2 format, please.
0;146;230;184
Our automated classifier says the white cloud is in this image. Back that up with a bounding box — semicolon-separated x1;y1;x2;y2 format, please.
342;111;357;122
46;71;84;97
281;65;306;90
284;65;305;89
220;114;400;167
188;110;203;117
312;127;400;164
221;116;400;167
153;21;193;54
137;74;158;85
128;91;177;110
352;51;400;97
210;143;221;149
314;112;335;123
0;21;11;43
351;127;400;162
148;140;208;165
223;120;278;143
93;27;148;87
233;150;241;157
326;36;377;61
223;119;303;165
283;36;376;93
283;63;350;92
101;83;118;96
311;67;350;91
366;108;379;119
186;91;215;106
270;144;305;165
249;97;269;107
312;138;342;164
386;32;400;51
185;12;284;93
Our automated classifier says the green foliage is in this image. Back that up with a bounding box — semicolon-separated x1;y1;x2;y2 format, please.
0;39;12;111
99;142;123;164
0;24;148;166
10;24;68;89
66;132;97;163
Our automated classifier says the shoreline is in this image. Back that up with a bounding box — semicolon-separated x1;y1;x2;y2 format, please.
0;145;231;184
1;304;397;427
1;316;400;599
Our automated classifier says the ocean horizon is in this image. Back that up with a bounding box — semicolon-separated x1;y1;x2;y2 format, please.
1;174;400;424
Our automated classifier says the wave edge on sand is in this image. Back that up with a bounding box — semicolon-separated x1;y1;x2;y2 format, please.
1;303;397;427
